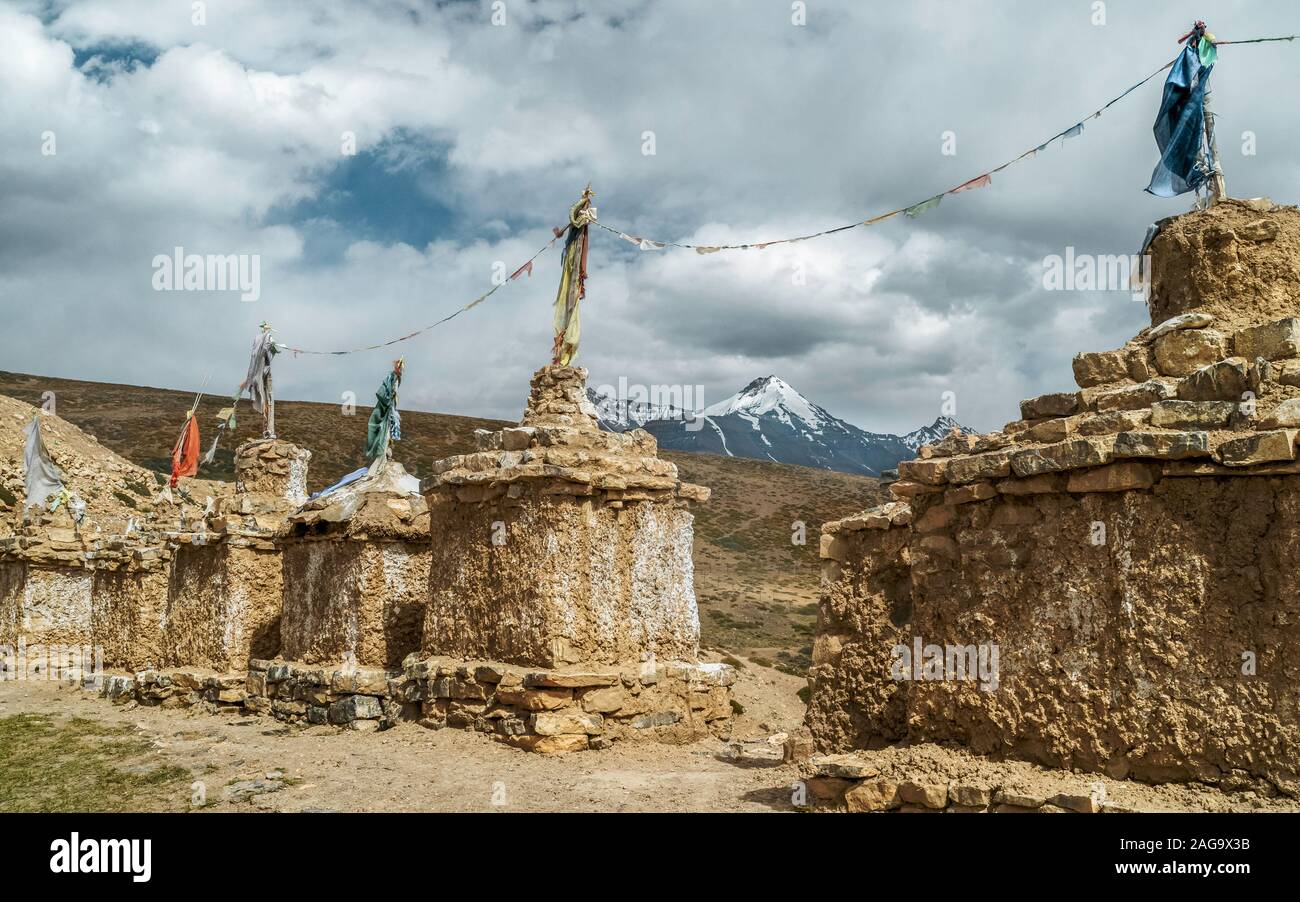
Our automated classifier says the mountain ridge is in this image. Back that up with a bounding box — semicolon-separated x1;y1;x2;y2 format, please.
589;375;970;476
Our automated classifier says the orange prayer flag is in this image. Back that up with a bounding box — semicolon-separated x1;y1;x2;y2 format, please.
171;414;200;487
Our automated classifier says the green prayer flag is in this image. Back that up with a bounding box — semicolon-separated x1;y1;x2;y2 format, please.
904;194;943;218
365;368;402;462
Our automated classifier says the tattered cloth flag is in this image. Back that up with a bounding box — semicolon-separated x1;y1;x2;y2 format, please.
552;186;597;366
904;194;943;218
365;360;404;462
1146;31;1215;197
1062;122;1085;139
170;412;200;488
242;326;278;417
951;174;992;193
23;416;63;509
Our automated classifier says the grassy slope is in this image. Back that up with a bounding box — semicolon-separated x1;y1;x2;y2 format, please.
0;371;885;667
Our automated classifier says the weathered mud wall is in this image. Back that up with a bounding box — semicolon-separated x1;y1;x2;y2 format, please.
161;541;281;671
90;566;168;670
806;516;913;751
1149;199;1300;330
0;560;27;649
425;494;699;668
8;566;93;648
280;539;428;668
811;478;1300;795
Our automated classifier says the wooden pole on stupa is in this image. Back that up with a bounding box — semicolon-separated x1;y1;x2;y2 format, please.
1202;88;1228;203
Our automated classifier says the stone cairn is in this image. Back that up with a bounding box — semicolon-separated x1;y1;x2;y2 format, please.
801;198;1300;807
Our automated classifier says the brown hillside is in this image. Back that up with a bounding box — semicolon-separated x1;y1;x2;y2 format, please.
0;370;885;667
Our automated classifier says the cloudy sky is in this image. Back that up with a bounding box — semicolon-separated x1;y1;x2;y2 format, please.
2;1;1297;435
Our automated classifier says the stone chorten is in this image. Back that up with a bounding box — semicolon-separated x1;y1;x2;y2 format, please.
160;438;312;672
422;364;710;669
278;460;429;669
807;198;1300;800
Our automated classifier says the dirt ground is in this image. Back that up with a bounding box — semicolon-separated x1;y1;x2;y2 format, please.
0;656;810;813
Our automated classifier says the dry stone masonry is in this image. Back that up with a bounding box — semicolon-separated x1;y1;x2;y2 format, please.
808;199;1300;800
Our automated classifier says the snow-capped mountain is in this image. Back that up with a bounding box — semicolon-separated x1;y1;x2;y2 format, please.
585;388;691;432
590;376;971;477
901;415;965;452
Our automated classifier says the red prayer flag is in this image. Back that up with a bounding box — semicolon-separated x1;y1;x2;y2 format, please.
171;414;200;487
951;174;992;194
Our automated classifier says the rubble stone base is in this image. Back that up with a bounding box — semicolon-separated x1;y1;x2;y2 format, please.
91;655;736;753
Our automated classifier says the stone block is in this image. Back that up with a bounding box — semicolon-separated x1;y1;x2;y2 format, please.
1177;358;1249;402
507;733;589;754
914;505;956;533
897;780;948;809
1025;418;1073;444
1234;317;1300;361
1011;437;1115;477
809;753;879;780
1145;312;1214;342
1150;400;1235;429
888;481;943;499
495;686;573;711
1260;399;1300;429
330;667;392;696
944;482;997;506
1277;361;1300;388
1112;431;1210;461
1066;462;1158;493
524;671;620;689
530;710;604;736
996;474;1063;495
1216;430;1298;467
1153;328;1227;376
579;686;637;714
1074;409;1152;435
1093;380;1177;412
1072;350;1130;387
896;459;948;486
1050;793;1101;814
500;427;536;451
949;783;993;808
844;778;900;812
1020;392;1079;420
327;694;384;724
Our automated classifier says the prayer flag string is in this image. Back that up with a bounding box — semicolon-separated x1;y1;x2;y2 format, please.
277;34;1297;354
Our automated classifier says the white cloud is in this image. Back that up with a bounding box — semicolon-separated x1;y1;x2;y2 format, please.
2;0;1298;457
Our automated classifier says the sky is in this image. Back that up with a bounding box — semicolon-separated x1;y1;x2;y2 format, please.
1;0;1297;435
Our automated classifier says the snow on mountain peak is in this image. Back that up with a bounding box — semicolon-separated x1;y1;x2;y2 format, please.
700;375;825;429
901;415;969;451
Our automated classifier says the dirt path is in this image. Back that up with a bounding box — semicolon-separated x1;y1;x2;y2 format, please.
0;659;808;813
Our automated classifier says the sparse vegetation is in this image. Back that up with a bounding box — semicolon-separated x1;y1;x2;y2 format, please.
0;713;190;812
